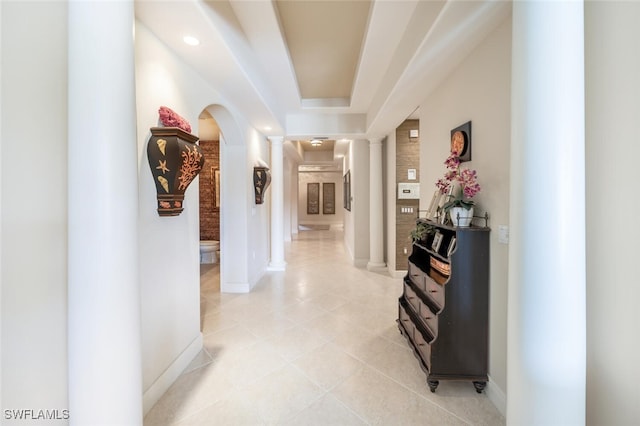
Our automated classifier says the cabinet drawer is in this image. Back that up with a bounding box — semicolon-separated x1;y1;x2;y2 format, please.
403;281;421;313
398;303;415;336
425;275;445;312
407;262;425;291
419;303;438;335
413;327;431;370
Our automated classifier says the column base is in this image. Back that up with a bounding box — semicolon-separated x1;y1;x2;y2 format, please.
267;261;287;271
367;261;387;272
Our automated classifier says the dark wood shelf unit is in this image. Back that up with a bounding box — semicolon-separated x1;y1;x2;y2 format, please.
398;219;490;393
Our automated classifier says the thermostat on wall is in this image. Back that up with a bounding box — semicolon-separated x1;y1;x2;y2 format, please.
398;182;420;199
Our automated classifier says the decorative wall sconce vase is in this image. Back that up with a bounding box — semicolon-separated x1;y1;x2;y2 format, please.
147;127;205;216
253;166;271;204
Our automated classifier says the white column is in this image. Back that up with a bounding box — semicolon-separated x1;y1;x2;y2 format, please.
283;157;292;242
68;2;142;425
508;2;585;425
367;137;386;270
268;136;286;271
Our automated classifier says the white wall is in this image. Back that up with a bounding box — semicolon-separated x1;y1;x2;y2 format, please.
585;3;640;424
298;172;344;226
417;17;511;410
135;22;205;411
1;1;69;421
343;145;355;260
385;130;398;274
135;21;271;413
352;140;371;267
283;157;292;241
292;165;299;235
246;127;271;285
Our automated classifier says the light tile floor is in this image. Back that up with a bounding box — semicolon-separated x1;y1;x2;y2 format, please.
144;228;505;425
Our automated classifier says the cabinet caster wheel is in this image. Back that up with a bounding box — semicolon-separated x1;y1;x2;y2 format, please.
473;381;486;393
428;379;439;393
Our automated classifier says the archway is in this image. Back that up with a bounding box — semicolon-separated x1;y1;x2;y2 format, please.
197;110;222;296
200;103;251;293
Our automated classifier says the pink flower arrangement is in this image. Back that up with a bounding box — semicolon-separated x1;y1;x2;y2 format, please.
436;151;481;210
158;106;192;133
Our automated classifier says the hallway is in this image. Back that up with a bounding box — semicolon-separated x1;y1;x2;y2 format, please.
144;229;504;425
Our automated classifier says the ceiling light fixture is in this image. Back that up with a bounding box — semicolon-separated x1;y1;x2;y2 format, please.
183;36;200;46
310;139;323;147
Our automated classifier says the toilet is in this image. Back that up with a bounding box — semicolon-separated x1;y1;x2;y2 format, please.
199;240;220;264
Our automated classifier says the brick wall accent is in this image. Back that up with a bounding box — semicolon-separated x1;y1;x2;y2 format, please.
395;120;420;268
199;140;220;241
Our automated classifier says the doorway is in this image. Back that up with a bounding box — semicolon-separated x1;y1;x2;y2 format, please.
198;110;221;298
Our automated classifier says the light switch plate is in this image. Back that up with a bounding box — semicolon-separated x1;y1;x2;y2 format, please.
498;225;509;244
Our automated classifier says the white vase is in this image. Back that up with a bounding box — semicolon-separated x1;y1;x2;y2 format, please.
450;206;474;227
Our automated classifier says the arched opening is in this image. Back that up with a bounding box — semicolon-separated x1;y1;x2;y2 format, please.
198;103;250;294
197;110;221;294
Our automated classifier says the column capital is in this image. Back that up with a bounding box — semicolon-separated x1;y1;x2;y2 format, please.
368;137;384;146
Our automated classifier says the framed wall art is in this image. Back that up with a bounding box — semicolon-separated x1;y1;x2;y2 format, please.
323;182;335;214
307;182;320;214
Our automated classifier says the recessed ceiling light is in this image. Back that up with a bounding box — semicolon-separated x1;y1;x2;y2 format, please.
310;139;323;147
264;126;272;131
183;36;200;46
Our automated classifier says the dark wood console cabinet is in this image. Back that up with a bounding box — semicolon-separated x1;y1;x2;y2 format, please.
398;219;490;393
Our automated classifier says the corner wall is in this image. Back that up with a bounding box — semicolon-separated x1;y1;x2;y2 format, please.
351;140;370;267
417;17;511;411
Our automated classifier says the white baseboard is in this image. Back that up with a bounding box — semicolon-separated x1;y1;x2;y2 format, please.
486;375;506;417
392;269;407;278
220;281;251;293
366;262;387;273
267;262;287;272
354;258;368;268
143;333;203;415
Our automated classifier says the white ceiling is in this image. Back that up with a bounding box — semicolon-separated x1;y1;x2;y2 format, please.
135;0;511;145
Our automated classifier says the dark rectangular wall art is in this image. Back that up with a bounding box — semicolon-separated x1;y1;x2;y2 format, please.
307;182;320;214
323;183;335;214
343;170;351;211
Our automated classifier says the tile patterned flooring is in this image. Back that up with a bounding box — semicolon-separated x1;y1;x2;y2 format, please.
144;229;505;425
